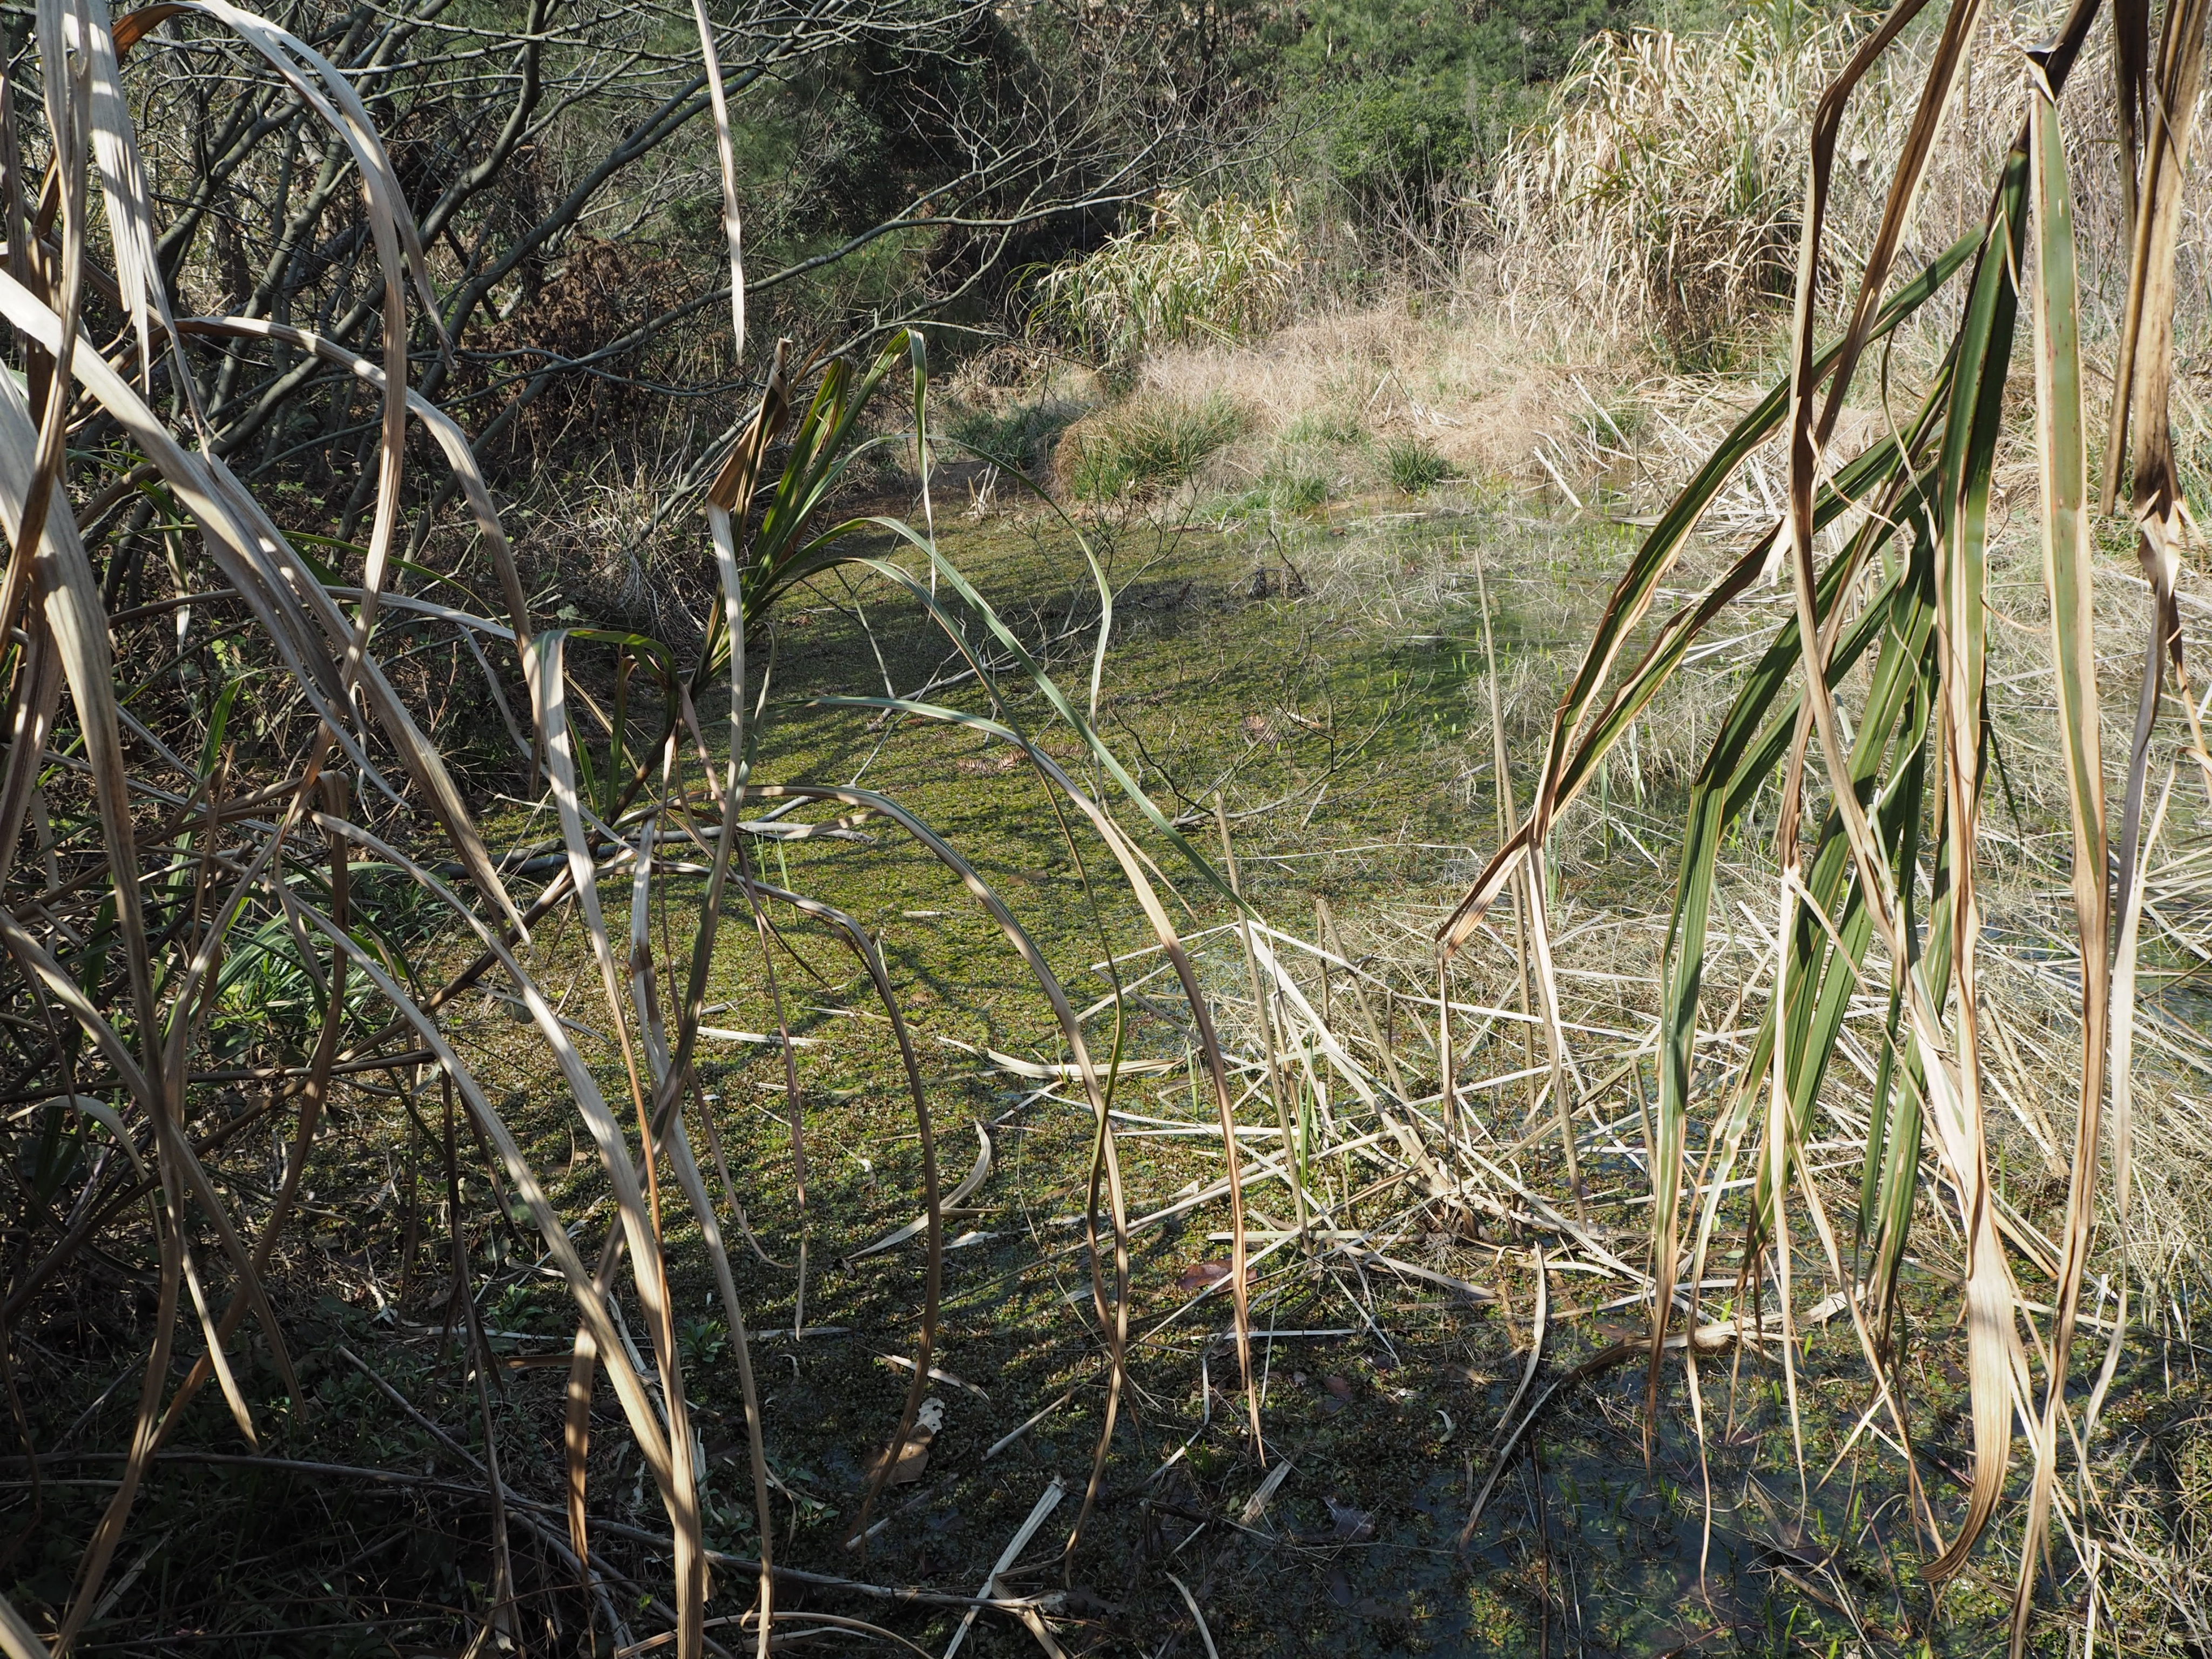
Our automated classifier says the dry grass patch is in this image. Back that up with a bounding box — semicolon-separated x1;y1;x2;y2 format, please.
1131;303;1649;504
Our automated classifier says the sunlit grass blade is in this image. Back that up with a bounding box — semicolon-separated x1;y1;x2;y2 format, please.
1647;456;1939;1406
1777;96;2031;1582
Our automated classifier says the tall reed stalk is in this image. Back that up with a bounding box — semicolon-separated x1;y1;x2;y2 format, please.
1444;0;2211;1639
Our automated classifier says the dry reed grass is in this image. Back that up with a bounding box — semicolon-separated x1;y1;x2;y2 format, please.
1421;0;2212;1637
1012;0;2212;1640
1122;2;2212;508
1131;305;1642;502
1479;0;2212;365
970;10;2212;1645
1027;188;1303;367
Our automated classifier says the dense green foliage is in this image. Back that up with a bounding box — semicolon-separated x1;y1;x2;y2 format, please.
1266;0;1652;220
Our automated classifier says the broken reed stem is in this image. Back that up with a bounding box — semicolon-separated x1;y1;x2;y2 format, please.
1316;896;1331;1029
1218;794;1307;1239
1474;543;1541;1119
443;1074;518;1647
1317;894;1409;1101
1439;952;1456;1134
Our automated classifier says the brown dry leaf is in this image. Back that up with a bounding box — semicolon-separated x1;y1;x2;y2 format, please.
1176;1259;1245;1294
866;1437;931;1485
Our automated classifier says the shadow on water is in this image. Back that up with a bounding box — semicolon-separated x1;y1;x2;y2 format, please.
1170;1319;1934;1658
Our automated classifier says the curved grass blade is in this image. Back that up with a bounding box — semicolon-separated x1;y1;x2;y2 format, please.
2011;74;2110;1653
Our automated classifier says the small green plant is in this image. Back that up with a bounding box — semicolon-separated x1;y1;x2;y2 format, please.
1057;394;1243;499
1384;436;1449;493
1269;468;1331;511
679;1317;729;1370
491;1282;541;1330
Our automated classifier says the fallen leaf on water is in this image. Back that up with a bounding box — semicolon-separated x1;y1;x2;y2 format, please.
864;1395;946;1485
1324;1496;1375;1541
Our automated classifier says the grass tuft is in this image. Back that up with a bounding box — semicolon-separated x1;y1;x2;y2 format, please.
1384;435;1450;493
947;396;1085;474
1054;393;1244;498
